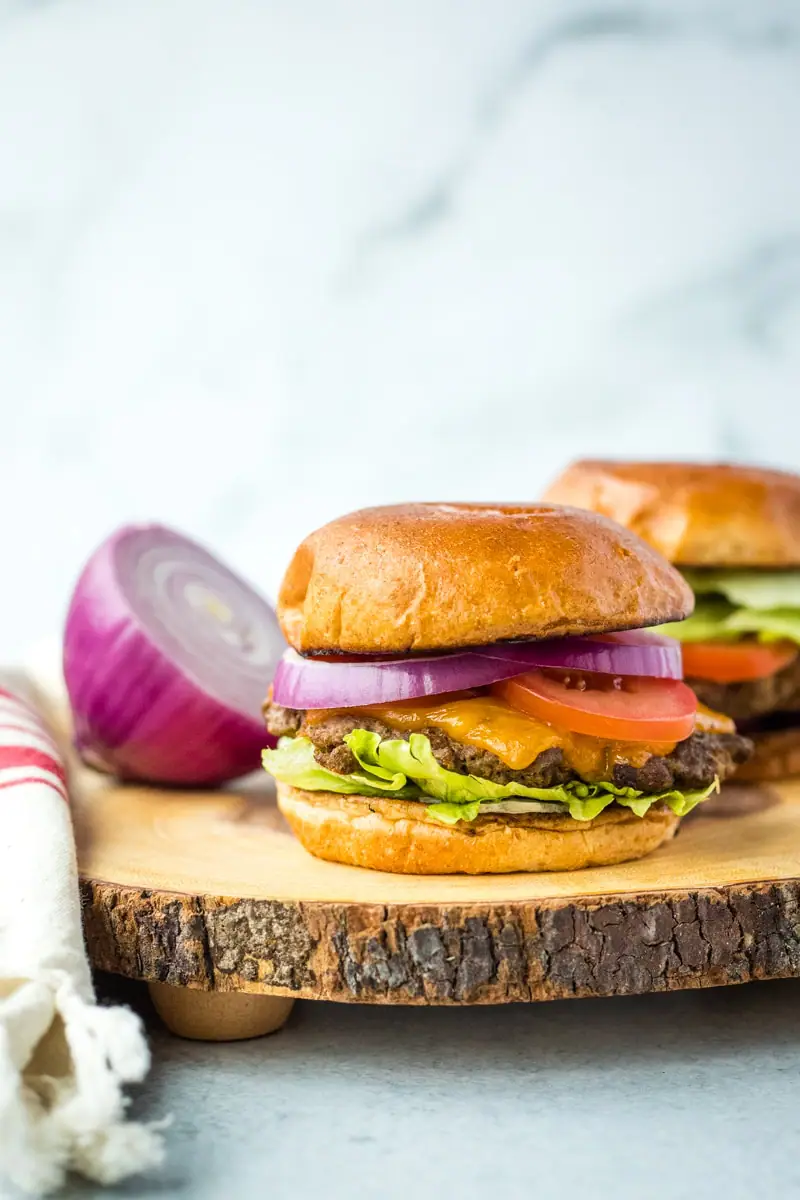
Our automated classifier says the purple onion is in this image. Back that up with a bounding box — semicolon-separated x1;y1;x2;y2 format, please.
473;630;682;678
271;630;682;710
63;524;285;785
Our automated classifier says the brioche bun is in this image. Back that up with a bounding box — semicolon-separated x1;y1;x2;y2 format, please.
276;783;680;874
543;461;800;568
733;726;800;782
277;502;692;654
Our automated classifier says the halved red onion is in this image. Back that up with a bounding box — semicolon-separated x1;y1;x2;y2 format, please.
271;630;682;710
63;524;285;785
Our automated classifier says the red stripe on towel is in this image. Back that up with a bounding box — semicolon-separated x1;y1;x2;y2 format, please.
0;691;67;800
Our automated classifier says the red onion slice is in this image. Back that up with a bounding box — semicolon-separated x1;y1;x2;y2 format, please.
63;524;285;785
472;630;682;679
271;649;519;709
271;630;682;710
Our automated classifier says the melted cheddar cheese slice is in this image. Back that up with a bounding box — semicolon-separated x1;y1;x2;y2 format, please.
307;696;733;781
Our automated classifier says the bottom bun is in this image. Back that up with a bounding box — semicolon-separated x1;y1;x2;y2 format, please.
276;784;681;874
734;726;800;782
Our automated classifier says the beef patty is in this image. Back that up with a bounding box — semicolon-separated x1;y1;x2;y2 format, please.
265;702;752;794
689;653;800;723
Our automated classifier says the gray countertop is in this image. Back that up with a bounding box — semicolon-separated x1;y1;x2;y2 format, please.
70;975;800;1199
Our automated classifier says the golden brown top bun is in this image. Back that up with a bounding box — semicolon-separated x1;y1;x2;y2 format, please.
544;461;800;568
277;502;693;654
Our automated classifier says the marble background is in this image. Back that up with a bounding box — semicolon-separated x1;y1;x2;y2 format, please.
2;0;799;660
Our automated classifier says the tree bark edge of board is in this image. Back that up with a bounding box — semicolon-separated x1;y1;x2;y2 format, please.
80;879;800;1005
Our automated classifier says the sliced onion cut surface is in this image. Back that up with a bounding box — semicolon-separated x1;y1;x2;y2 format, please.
63;524;285;785
271;629;683;711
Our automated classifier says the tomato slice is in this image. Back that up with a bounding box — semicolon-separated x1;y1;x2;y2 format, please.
681;640;798;684
492;670;697;742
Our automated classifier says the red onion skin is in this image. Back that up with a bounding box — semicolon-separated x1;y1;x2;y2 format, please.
64;525;278;787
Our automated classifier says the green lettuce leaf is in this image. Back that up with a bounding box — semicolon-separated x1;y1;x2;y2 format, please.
346;729;624;820
263;730;717;825
723;607;800;644
661;569;800;646
660;596;800;646
261;736;418;797
423;800;483;825
659;598;739;643
682;569;800;609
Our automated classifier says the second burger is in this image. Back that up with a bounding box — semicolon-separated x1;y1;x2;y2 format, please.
545;461;800;780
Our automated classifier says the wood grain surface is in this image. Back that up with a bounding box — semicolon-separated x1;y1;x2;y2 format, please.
70;744;800;1005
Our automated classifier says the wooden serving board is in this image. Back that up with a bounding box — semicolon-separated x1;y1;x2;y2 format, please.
70;730;800;1021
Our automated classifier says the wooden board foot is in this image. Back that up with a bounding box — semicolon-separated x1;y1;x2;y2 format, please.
148;983;295;1041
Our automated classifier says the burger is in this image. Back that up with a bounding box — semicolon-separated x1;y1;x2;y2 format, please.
261;503;751;874
544;461;800;781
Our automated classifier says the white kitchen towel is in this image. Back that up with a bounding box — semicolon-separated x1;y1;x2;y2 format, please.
0;685;164;1195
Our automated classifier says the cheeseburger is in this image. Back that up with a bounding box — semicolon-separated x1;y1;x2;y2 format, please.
262;503;750;874
544;461;800;780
